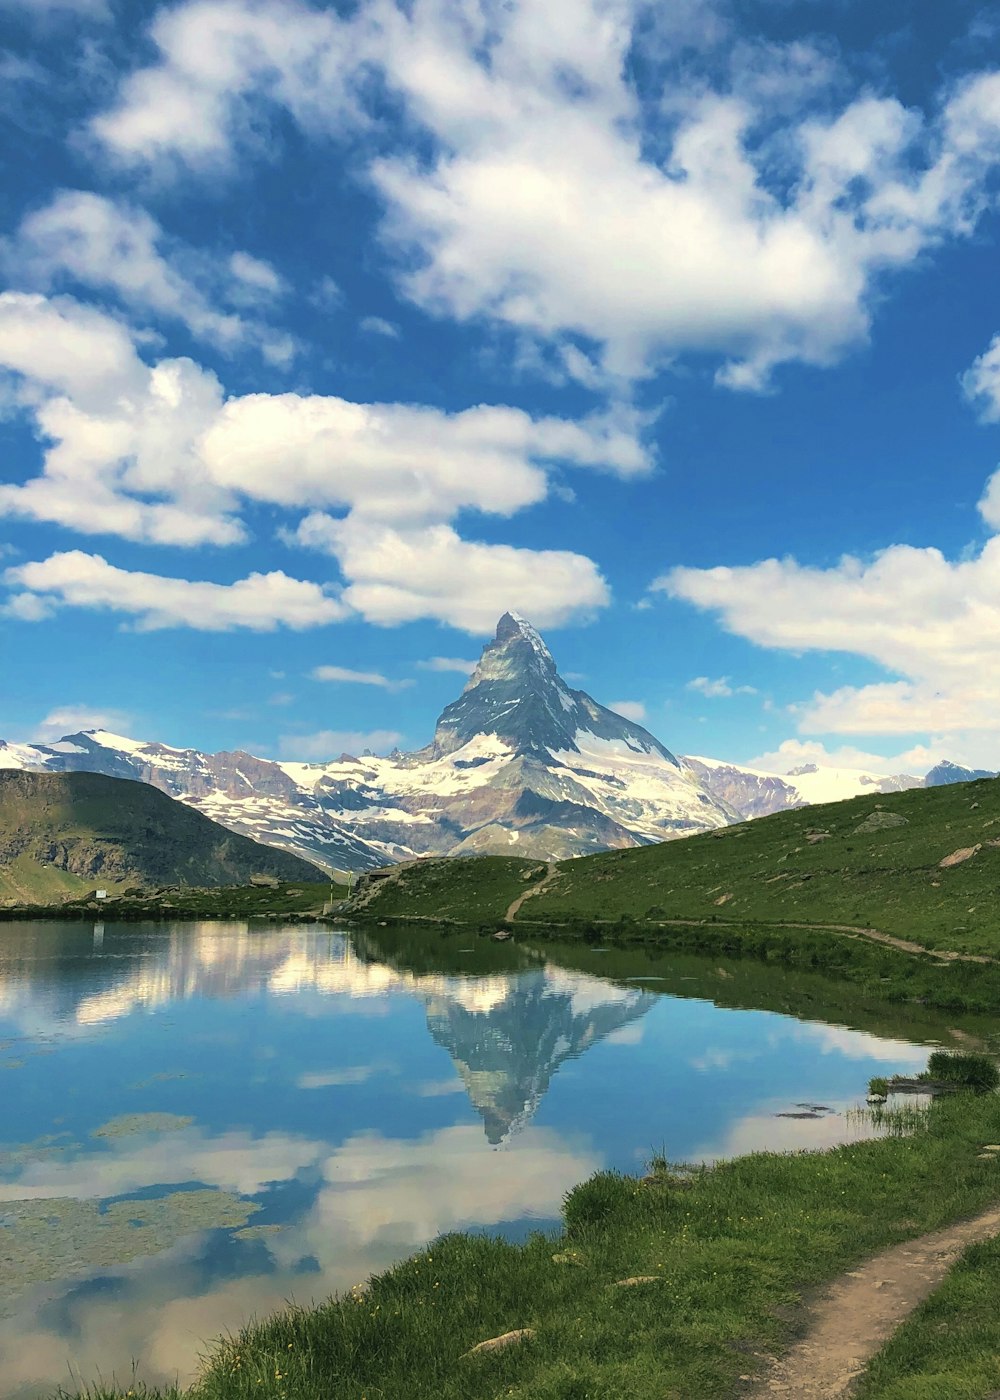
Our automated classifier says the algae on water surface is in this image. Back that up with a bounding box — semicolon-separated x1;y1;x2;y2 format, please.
0;1189;260;1316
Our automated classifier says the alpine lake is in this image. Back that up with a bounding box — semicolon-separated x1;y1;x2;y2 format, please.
0;918;989;1398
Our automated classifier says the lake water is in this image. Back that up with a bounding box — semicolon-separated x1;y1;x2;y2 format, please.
0;918;969;1398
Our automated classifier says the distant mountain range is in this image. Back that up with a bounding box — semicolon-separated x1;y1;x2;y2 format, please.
0;770;322;903
1;613;994;870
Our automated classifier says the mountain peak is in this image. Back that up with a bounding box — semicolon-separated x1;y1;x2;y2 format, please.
423;613;681;770
490;611;555;665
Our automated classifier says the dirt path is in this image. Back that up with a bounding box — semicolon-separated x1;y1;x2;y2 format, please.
750;1205;1000;1398
505;863;558;922
580;914;997;966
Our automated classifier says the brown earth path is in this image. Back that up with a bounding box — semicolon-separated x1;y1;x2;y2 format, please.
504;862;558;922
514;905;997;965
749;1204;1000;1398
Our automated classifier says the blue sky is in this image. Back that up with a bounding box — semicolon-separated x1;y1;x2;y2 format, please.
3;0;1000;773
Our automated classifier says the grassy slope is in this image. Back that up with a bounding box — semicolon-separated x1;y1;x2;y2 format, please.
0;770;324;900
352;778;1000;956
355;856;543;923
69;1092;1000;1400
528;779;1000;953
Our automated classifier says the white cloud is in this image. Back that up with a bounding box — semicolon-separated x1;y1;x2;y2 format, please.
228;250;285;298
963;333;1000;421
0;290;635;629
661;531;1000;748
32;705;133;741
311;664;414;691
741;738;941;778
89;0;1000;385
310;274;342;309
295;515;610;633
89;0;367;169
277;729;403;759
608;699;646;721
10;191;293;362
5;551;346;631
417;656;477;675
687;675;757;698
359;315;400;338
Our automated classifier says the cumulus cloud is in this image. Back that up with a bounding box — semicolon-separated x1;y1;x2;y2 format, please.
660;532;1000;746
294;515;610;633
359;315;399;337
963;333;1000;421
90;0;1000;384
31;705;133;741
5;551;346;631
416;656;477;675
277;728;403;759
608;699;646;721
0;290;636;630
687;675;757;698
89;0;367;169
311;664;413;691
741;738;941;777
10;191;294;362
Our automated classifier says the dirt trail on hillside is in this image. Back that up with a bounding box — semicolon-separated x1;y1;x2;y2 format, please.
505;863;558;922
635;916;997;965
749;1205;1000;1398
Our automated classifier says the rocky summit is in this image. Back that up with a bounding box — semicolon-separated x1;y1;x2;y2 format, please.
0;614;740;869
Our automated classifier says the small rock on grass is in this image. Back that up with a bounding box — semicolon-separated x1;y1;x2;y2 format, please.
463;1328;535;1357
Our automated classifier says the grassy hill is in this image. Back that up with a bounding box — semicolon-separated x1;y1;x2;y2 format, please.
0;769;325;903
347;775;1000;963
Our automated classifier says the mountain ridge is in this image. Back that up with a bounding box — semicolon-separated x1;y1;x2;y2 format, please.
0;769;324;903
0;613;986;869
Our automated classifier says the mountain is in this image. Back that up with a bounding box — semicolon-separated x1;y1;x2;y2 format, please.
924;760;997;787
0;614;739;867
346;774;1000;969
682;755;922;819
0;770;324;903
6;613;991;867
0;730;392;873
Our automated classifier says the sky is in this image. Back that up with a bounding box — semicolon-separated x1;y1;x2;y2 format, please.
3;0;1000;774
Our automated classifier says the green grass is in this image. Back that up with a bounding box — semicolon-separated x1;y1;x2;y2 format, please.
355;855;543;923
857;1235;1000;1399
525;779;1000;955
54;1091;1000;1400
351;777;1000;956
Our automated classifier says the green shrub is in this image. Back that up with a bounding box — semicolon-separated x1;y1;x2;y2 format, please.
926;1051;1000;1093
868;1076;889;1097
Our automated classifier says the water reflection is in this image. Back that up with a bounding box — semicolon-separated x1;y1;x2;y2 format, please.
0;919;945;1398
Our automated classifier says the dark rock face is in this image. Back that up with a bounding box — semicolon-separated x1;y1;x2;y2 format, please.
424;612;681;765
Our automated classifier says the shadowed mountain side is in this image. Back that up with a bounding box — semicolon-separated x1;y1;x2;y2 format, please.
0;770;323;902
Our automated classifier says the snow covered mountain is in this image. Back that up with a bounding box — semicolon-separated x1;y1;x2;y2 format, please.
0;614;738;869
681;755;923;818
5;613;990;869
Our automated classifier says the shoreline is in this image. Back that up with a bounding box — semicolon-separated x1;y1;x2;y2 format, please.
40;1086;1000;1400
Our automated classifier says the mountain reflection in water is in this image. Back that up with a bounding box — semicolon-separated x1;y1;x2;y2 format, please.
0;920;942;1399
